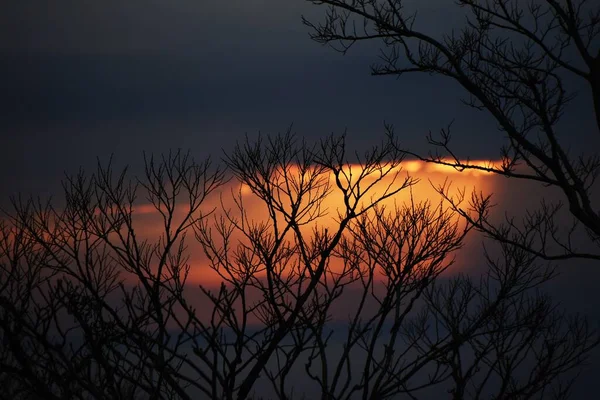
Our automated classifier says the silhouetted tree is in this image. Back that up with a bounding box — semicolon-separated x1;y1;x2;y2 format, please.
0;133;597;399
304;0;600;262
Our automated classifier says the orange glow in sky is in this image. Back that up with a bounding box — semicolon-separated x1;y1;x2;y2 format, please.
123;160;498;285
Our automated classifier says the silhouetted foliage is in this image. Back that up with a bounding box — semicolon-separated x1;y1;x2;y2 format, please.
0;132;597;399
304;0;600;262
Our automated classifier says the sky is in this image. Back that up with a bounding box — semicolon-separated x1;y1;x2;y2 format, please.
1;0;599;396
1;1;595;195
0;0;577;195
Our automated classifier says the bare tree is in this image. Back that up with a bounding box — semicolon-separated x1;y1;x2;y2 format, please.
0;133;597;399
303;0;600;262
0;151;226;399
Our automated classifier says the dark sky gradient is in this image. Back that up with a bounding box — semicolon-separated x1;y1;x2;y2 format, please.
1;1;596;197
1;1;599;396
0;1;553;191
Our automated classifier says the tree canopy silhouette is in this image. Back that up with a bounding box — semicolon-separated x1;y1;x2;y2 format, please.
0;133;597;399
304;0;600;262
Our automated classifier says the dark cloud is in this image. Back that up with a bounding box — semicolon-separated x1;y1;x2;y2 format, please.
1;0;595;196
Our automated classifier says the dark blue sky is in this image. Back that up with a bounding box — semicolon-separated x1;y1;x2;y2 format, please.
2;1;595;198
0;0;563;194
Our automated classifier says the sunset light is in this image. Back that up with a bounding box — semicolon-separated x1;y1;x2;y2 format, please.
119;160;499;285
